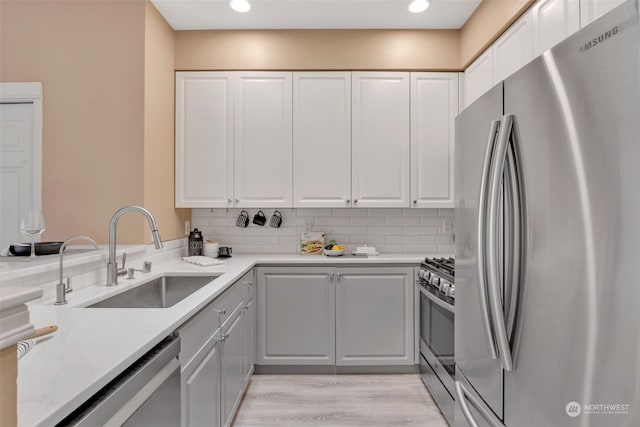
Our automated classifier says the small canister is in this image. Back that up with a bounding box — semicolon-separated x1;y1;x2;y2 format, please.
188;228;203;256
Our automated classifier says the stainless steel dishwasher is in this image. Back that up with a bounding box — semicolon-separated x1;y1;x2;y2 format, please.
57;336;181;426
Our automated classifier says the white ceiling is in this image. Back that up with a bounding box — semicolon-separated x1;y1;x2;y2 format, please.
151;0;483;30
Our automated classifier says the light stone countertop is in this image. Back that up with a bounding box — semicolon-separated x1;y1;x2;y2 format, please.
18;253;447;427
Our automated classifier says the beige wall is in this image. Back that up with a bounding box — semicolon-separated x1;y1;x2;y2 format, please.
0;0;188;244
0;0;147;244
144;0;190;242
460;0;536;68
175;30;460;71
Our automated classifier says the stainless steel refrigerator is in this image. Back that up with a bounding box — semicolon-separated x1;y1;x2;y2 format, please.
454;1;639;426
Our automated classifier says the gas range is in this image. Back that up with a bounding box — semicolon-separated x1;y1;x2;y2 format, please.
418;257;455;306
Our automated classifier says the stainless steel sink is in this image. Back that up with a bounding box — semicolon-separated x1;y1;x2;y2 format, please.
86;275;219;308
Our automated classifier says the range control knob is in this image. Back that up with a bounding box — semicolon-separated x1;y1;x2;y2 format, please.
448;286;455;297
440;281;451;293
430;276;441;287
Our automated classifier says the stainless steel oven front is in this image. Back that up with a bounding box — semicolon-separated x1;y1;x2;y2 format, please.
417;259;455;426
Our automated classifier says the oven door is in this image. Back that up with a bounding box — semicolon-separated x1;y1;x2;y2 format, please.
419;284;455;393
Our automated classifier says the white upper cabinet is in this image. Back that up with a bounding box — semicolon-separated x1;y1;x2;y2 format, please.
410;73;458;208
293;72;351;208
580;0;627;26
532;0;580;56
175;72;234;208
492;11;534;83
234;72;293;208
352;72;410;208
463;48;494;109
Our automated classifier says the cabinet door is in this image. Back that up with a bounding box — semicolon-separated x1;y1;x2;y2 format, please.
243;297;255;383
532;0;580;56
335;267;414;366
410;73;458;208
182;340;222;427
492;11;534;83
580;0;627;26
221;308;245;427
234;72;292;208
175;72;234;208
293;72;352;208
463;49;494;109
352;72;410;208
257;267;335;365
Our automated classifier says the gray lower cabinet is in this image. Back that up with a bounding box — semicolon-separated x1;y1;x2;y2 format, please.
182;338;222;427
178;269;255;427
221;307;245;427
335;267;414;366
257;267;335;365
257;266;414;368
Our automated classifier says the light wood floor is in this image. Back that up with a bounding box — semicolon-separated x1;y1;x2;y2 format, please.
233;374;449;426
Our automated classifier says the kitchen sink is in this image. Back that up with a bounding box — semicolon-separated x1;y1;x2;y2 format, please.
86;275;219;308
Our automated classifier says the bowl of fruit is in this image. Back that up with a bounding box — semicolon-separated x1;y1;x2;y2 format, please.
324;240;345;257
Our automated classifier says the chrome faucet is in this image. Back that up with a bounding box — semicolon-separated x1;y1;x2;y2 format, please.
55;236;100;305
107;206;163;286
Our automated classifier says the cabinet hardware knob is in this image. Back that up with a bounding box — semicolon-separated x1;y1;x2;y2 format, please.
215;308;226;315
235;199;239;203
346;199;350;204
227;198;232;203
413;200;417;204
353;200;358;204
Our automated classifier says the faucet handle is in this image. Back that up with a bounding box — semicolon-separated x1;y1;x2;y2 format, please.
142;261;152;273
65;277;73;293
121;252;127;269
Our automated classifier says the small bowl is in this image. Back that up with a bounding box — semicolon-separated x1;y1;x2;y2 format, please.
324;249;345;257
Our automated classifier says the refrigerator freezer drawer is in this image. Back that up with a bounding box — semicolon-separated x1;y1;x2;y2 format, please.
455;371;504;427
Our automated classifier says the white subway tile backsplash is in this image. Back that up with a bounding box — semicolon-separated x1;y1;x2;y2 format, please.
350;217;386;226
191;208;454;255
386;217;421;225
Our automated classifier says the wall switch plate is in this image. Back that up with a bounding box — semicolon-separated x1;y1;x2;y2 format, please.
442;219;453;234
185;221;190;236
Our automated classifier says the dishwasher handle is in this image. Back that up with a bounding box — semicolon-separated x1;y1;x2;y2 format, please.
58;336;180;427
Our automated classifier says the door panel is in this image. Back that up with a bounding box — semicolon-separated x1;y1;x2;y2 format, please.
257;268;335;365
503;5;640;426
492;11;534;83
352;72;410;207
455;83;504;418
175;72;234;208
222;310;245;427
183;342;221;427
532;0;581;56
234;72;292;208
293;72;351;207
336;267;413;365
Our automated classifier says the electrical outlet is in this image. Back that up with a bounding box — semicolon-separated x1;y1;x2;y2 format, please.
442;219;453;234
185;221;190;236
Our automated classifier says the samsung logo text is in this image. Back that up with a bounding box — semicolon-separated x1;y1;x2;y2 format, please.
579;26;619;53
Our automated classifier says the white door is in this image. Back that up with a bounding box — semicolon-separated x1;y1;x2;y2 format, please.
463;49;494;109
234;72;292;208
580;0;627;26
352;72;410;208
410;73;458;208
293;72;351;208
175;72;234;208
492;11;534;83
0;82;42;249
532;0;581;56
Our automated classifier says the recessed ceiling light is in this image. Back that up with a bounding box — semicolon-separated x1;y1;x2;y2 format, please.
408;0;431;13
230;0;251;13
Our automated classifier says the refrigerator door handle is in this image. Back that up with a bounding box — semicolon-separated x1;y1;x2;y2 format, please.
487;114;515;371
477;119;500;360
455;380;504;427
504;115;527;366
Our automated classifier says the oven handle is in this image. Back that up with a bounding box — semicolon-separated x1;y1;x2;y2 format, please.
417;283;454;314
